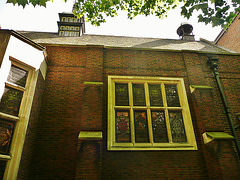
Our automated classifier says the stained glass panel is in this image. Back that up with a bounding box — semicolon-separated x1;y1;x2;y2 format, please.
134;111;149;143
115;111;131;142
149;84;163;106
151;111;168;142
7;65;28;87
133;84;146;106
0;119;16;154
0;87;23;116
115;83;129;106
0;160;6;180
169;111;187;142
165;85;180;107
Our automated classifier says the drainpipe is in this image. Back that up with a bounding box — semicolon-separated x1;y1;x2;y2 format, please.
207;55;240;159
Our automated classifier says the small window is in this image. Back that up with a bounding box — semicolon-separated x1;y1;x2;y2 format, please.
0;118;16;154
0;65;27;116
65;31;69;36
108;76;197;150
69;32;74;37
62;17;66;22
0;161;7;180
60;31;65;36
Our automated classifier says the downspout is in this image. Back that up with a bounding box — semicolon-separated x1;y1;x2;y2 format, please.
207;55;240;159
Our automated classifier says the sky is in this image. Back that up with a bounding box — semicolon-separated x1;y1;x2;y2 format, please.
0;0;222;41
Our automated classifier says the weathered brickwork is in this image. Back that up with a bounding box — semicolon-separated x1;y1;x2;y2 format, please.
28;45;240;179
17;71;45;180
216;13;240;52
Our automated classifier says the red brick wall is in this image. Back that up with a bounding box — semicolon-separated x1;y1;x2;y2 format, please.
29;46;103;179
17;71;45;179
29;46;240;179
216;13;240;52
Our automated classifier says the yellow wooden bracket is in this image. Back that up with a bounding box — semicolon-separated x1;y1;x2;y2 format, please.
202;132;234;144
83;82;103;85
78;131;103;140
190;85;213;93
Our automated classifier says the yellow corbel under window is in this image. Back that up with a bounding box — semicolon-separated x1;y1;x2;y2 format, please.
78;131;103;140
190;85;213;93
202;132;234;144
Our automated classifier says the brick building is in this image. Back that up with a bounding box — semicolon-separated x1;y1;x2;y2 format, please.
215;13;240;52
0;13;240;179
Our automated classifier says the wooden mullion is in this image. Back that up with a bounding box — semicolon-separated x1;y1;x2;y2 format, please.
162;83;172;143
129;82;135;144
5;82;26;92
145;82;153;144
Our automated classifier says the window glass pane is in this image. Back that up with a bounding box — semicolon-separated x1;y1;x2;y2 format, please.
7;65;28;87
133;84;146;106
149;84;163;106
0;119;16;154
165;84;180;107
169;111;187;142
134;111;149;143
151;111;168;142
0;87;23;116
115;83;129;106
115;111;131;143
0;160;7;179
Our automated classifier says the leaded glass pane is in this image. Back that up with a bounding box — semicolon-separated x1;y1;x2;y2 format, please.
151;111;168;142
0;87;24;116
149;84;163;106
133;84;146;106
169;111;187;142
0;119;16;154
115;83;129;106
7;65;28;87
134;111;149;143
165;85;180;107
115;111;131;142
0;160;6;180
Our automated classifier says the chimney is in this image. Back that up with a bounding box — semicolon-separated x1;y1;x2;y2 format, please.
177;22;195;41
57;12;85;37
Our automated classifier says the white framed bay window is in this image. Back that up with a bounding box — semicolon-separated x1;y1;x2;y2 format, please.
0;56;35;179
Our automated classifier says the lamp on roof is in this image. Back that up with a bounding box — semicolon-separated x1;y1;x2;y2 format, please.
177;22;195;41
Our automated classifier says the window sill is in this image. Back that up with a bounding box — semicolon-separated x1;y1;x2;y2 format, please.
0;154;11;160
108;143;197;151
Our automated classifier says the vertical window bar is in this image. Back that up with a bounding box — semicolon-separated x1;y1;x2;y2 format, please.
147;108;153;144
144;82;150;107
162;83;172;143
129;82;135;144
145;83;153;144
130;108;135;144
165;109;172;143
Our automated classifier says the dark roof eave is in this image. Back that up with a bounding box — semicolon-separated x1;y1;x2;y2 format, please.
0;30;47;50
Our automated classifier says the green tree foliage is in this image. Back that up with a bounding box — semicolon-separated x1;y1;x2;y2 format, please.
7;0;240;28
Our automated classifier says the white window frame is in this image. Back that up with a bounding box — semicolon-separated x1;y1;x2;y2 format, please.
108;76;197;151
0;56;36;179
